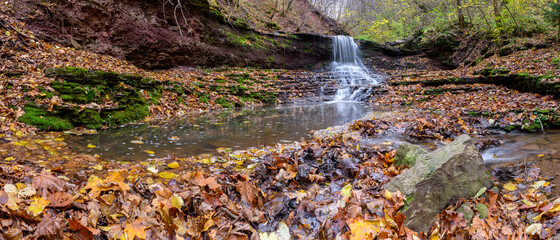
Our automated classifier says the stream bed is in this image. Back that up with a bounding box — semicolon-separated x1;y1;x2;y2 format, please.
65;101;373;161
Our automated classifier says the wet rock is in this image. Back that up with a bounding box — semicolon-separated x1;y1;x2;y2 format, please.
394;142;427;167
384;135;493;232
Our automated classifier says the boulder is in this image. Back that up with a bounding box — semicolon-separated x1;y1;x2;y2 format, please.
394;142;427;167
384;135;493;232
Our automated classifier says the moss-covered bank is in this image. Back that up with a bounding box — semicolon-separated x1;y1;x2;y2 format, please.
20;67;190;130
19;67;280;131
392;71;560;99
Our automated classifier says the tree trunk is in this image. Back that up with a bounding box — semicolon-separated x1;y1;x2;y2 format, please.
457;0;465;28
492;0;501;27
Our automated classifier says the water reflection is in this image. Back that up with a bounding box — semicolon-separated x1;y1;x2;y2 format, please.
65;102;372;161
482;130;560;165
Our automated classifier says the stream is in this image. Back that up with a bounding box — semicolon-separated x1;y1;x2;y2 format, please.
65;101;373;161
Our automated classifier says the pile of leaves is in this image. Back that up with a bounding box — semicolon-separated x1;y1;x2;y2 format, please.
0;125;410;239
1;117;559;239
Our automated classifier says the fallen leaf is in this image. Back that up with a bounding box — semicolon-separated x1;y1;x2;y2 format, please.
124;219;147;240
27;196;50;217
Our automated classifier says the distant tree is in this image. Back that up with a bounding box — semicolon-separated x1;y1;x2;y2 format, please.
544;2;560;38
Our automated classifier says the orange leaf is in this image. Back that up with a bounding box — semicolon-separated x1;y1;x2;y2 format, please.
124;219;147;240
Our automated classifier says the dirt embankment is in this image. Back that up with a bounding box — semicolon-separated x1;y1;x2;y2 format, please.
11;0;342;69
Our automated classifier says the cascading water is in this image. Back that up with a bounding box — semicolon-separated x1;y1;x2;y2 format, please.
330;36;381;101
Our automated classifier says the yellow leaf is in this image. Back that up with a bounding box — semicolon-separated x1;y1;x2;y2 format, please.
170;193;183;209
503;182;517;191
533;212;544;221
167;162;180;169
341;183;352;199
537;154;544;158
384;190;392;201
158;172;178;179
27;197;49;217
14;141;28;146
125;220;147;240
16;183;26;190
93;164;103;170
547;203;560;214
145;150;155;155
347;219;385;240
522;199;535;206
87;144;96;148
4;157;14;161
202;218;215;232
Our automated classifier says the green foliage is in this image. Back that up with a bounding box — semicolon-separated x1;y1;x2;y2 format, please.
314;0;548;42
544;3;560;30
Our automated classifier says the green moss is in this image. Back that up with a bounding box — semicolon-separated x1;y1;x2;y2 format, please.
215;97;232;108
103;104;149;126
401;195;414;211
228;85;249;95
72;108;103;129
149;91;162;105
199;94;209;103
19;105;73;131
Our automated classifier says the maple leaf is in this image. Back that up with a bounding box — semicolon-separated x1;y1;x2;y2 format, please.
47;191;73;208
83;170;130;198
124;219;147;240
32;171;64;197
194;171;221;190
36;213;64;239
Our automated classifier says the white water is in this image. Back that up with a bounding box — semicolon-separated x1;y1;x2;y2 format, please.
331;36;381;101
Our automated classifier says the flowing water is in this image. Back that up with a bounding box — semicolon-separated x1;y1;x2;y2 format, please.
330;36;382;101
65;102;372;161
481;130;560;166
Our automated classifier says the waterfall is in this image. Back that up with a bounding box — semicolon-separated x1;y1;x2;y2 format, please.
330;36;380;101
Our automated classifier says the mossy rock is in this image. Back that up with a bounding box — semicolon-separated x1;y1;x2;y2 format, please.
102;104;149;126
19;105;73;131
25;67;161;130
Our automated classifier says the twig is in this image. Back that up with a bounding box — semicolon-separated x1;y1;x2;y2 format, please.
524;157;528;181
537;117;546;134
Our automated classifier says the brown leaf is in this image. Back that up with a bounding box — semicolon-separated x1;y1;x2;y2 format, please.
194;172;221;190
236;181;261;208
36;213;64;239
47;192;72;208
69;218;99;240
32;171;64;197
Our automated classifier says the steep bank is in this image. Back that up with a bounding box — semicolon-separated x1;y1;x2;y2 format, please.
11;0;341;69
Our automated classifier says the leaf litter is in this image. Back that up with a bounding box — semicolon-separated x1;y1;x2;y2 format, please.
0;3;560;239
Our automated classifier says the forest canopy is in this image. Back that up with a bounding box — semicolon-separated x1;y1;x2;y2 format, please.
309;0;551;42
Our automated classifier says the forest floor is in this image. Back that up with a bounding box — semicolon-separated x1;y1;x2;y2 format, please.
1;12;560;239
